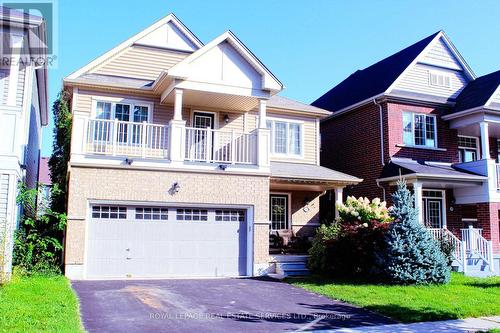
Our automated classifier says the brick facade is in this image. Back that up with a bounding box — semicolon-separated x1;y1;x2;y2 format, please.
66;166;271;270
321;103;385;200
320;100;500;254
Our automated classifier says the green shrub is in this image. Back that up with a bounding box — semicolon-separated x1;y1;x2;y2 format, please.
376;180;450;284
309;197;393;277
308;223;340;272
13;183;66;275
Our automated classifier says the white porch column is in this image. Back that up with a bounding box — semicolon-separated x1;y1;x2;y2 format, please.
256;98;270;167
480;121;490;160
169;88;186;163
173;89;184;121
258;99;267;129
334;187;344;219
413;181;424;224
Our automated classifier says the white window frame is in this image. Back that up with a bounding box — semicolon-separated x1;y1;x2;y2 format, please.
266;117;304;158
458;135;479;163
428;70;452;89
402;111;438;148
91;97;153;123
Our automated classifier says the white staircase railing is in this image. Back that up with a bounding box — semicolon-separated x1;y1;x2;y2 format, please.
461;226;494;272
428;228;467;273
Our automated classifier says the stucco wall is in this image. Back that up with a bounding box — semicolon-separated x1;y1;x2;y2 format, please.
65;166;270;271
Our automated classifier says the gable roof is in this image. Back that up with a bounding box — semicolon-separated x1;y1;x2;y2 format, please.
66;13;203;80
312;31;476;115
451;70;500;113
167;30;283;92
312;32;440;112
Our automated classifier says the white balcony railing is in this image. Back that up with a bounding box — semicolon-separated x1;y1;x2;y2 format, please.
184;127;257;165
85;119;169;159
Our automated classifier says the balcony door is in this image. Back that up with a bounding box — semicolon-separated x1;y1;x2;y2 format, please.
190;112;215;160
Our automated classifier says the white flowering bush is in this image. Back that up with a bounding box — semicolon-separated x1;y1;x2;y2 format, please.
337;196;392;225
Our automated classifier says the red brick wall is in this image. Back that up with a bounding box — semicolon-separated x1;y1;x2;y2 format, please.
386;102;459;163
477;202;500;253
320;102;387;200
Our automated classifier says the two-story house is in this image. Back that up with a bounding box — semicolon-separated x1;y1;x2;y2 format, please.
314;31;500;274
62;14;360;280
0;7;49;279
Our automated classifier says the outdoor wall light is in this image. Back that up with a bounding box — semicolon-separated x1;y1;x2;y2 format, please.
168;182;181;195
224;114;230;124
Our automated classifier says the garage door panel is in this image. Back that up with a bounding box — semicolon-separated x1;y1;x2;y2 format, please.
86;205;248;279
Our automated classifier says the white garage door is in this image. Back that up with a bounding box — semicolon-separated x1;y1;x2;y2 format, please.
86;205;248;279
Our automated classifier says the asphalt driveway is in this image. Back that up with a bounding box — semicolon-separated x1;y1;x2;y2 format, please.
72;277;395;333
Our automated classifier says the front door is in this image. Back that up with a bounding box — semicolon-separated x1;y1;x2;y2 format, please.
422;190;444;228
270;194;289;231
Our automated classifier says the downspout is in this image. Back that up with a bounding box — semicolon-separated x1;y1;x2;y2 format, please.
374;98;386;201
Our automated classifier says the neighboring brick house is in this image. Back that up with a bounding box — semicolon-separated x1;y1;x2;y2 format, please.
0;7;48;280
314;31;500;274
62;14;360;280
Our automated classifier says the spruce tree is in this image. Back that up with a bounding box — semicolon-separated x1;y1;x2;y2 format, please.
376;180;450;284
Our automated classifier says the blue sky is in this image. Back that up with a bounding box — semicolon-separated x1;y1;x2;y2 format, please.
41;0;500;156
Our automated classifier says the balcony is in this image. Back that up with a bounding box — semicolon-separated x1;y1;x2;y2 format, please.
82;119;262;167
85;119;170;159
185;127;258;165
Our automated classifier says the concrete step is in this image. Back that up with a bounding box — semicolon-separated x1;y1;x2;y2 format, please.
276;262;308;271
276;267;310;277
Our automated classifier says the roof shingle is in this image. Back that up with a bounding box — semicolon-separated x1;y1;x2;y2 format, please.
312;32;440;113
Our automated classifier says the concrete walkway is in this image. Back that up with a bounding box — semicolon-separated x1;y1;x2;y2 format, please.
311;316;500;333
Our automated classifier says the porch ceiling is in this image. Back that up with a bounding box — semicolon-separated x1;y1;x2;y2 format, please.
163;88;259;112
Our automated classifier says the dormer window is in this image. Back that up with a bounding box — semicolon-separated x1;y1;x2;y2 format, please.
429;71;451;88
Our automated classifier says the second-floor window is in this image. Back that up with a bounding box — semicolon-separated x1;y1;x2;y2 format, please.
266;119;302;157
94;100;150;143
402;112;437;148
458;136;479;163
95;101;149;123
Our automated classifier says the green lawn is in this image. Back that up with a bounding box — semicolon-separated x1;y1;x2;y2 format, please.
0;272;84;333
290;272;500;323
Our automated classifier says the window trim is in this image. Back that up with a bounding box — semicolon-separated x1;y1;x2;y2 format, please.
402;111;438;148
92;97;153;123
266;117;304;159
269;192;291;231
458;135;479;163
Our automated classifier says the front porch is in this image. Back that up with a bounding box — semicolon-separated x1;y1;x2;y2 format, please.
378;158;499;275
266;162;361;259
